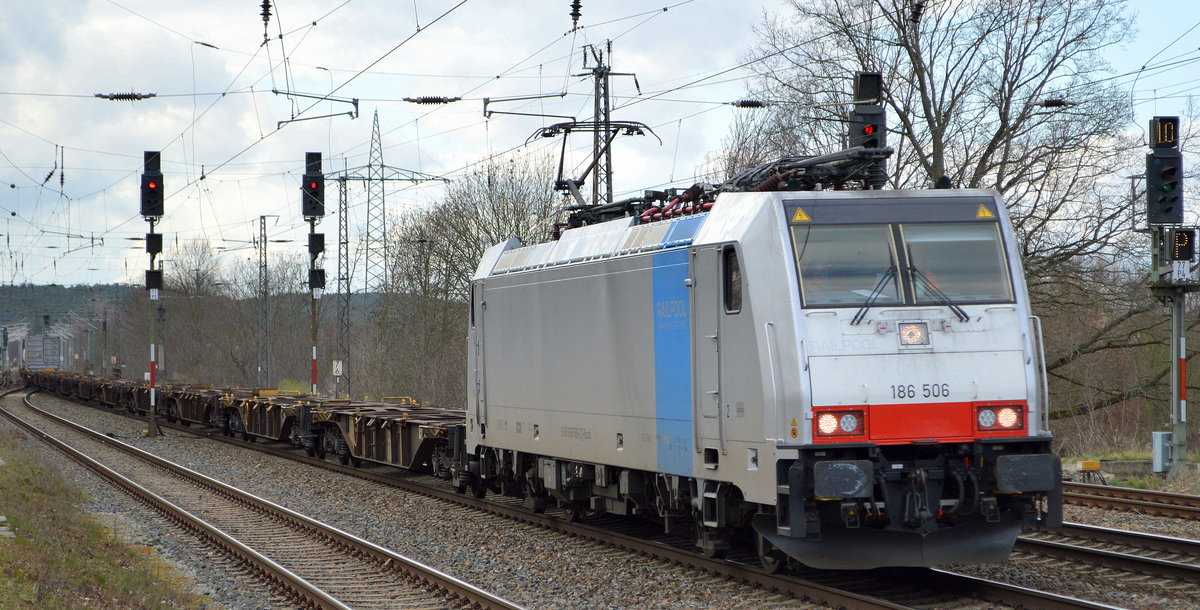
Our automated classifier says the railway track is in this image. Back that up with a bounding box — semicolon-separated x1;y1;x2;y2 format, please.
0;389;521;610
20;388;1122;609
1018;522;1200;583
1063;481;1200;520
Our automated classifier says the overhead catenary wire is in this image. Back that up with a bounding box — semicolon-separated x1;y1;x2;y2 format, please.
4;0;1197;285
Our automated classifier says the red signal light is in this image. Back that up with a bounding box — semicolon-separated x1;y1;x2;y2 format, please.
309;181;318;189
863;125;876;135
148;181;158;190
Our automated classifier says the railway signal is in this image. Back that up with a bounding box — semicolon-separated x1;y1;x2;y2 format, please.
302;152;326;396
139;150;164;436
1146;116;1183;224
308;232;325;289
848;71;888;189
848;72;886;150
1143;116;1193;479
308;268;326;290
140;151;164;217
302;152;325;217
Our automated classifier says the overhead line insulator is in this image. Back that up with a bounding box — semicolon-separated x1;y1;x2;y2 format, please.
94;92;157;101
402;96;462;105
570;0;582;29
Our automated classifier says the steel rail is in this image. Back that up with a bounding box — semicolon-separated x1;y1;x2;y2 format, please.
1017;522;1200;583
1063;481;1200;520
1015;538;1200;583
6;390;522;610
1053;522;1200;557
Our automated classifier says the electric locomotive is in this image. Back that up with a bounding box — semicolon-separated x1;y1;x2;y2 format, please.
457;86;1061;571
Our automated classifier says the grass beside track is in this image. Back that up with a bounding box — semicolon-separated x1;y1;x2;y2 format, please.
0;431;211;609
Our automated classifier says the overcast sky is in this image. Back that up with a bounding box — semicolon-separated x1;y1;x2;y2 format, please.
0;0;1195;288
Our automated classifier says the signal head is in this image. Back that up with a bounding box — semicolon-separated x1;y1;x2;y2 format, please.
140;172;164;217
1146;148;1184;224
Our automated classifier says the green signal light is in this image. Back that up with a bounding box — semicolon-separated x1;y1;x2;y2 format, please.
1163;183;1175;192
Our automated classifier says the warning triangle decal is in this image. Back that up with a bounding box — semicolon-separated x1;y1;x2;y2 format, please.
975;204;995;219
792;207;811;222
790;418;798;426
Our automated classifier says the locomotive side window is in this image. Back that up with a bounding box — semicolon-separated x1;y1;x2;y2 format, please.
901;223;1013;303
793;225;900;307
723;247;742;313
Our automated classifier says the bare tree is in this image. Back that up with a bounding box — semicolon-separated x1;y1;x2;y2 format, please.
419;152;560;300
351;151;560;407
735;0;1140;273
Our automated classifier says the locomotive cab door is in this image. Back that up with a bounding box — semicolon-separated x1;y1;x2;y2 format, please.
691;246;725;462
471;281;486;435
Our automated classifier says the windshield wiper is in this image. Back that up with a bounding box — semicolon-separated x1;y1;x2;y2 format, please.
851;266;897;325
909;266;969;322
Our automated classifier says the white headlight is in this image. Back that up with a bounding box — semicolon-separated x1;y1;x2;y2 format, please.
817;413;839;435
977;408;997;428
898;322;930;346
997;407;1019;428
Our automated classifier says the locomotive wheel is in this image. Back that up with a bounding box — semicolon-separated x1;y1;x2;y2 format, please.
499;474;520;497
339;449;351;466
522;478;546;513
469;477;487;499
756;534;786;574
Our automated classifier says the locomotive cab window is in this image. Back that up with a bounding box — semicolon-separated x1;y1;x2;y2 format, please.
723;247;742;313
793;225;900;307
901;223;1013;303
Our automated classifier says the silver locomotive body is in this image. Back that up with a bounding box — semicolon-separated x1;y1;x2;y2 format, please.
463;188;1061;569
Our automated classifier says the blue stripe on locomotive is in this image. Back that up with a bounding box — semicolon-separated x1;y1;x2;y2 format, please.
652;248;693;477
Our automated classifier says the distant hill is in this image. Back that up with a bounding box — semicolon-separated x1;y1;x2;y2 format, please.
0;284;134;330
